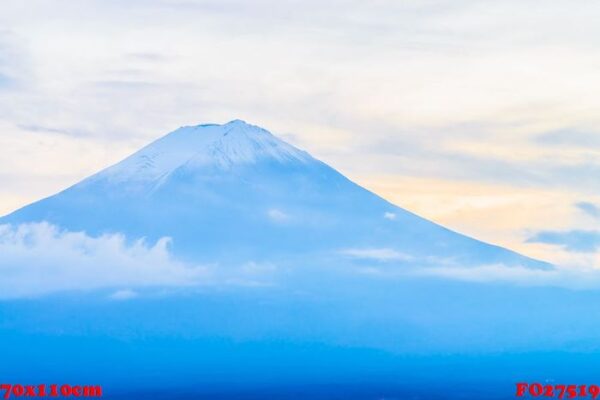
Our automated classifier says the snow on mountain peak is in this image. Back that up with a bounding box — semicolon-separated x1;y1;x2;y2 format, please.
98;120;312;183
2;119;552;274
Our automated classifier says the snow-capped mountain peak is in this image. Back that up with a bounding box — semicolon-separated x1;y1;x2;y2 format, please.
1;119;551;272
99;120;311;183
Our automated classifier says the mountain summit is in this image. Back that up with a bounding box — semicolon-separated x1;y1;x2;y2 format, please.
99;119;312;184
0;120;550;269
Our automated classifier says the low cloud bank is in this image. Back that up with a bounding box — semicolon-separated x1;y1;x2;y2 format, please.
357;262;600;290
0;222;209;299
4;223;600;299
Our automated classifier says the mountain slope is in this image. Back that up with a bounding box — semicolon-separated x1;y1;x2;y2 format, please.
0;119;550;269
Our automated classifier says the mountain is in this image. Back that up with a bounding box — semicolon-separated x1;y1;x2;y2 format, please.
0;119;548;270
5;120;598;398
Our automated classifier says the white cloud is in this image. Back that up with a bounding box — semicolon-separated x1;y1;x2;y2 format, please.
357;262;600;290
341;247;413;262
109;289;139;301
384;212;397;220
267;208;290;223
6;222;600;298
416;264;561;285
0;222;210;299
418;264;600;290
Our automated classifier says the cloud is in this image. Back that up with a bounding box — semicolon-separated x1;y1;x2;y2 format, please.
355;262;600;290
126;52;167;62
0;32;23;92
535;130;600;149
415;264;558;285
414;264;600;290
0;73;14;90
267;208;290;223
0;222;284;299
17;124;80;137
6;222;600;299
576;201;600;219
0;222;210;299
341;247;413;262
527;230;600;253
383;212;397;220
109;289;139;300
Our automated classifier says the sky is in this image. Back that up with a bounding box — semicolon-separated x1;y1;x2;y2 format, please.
1;0;600;268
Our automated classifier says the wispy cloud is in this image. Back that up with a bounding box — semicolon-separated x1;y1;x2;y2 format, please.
109;289;139;301
17;124;81;136
383;212;397;220
6;222;600;299
415;264;600;290
267;208;290;223
341;248;413;262
535;130;600;149
356;262;600;290
576;201;600;219
527;230;600;253
0;73;14;89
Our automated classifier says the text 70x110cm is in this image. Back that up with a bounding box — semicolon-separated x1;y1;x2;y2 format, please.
1;384;102;399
